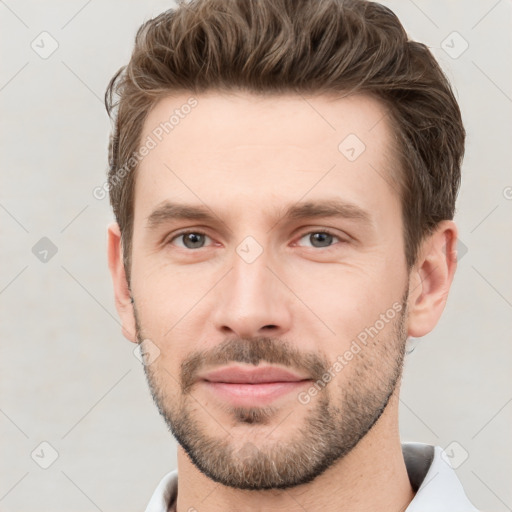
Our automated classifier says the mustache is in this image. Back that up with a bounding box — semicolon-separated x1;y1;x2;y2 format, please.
180;337;329;393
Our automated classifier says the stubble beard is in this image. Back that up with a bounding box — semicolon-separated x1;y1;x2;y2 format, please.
135;291;409;490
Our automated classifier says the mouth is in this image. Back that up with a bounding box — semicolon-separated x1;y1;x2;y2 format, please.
197;365;312;406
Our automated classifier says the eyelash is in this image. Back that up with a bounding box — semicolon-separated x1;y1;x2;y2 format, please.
167;228;344;250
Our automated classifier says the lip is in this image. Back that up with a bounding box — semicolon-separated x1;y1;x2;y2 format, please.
198;365;312;407
199;365;310;384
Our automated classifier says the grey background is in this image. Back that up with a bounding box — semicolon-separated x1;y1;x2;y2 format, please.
1;1;511;511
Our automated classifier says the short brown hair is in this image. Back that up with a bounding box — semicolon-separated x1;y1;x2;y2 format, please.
105;0;465;283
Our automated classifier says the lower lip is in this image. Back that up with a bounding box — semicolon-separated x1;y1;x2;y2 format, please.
201;380;310;406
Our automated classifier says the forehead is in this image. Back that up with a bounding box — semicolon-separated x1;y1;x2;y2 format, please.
133;91;399;225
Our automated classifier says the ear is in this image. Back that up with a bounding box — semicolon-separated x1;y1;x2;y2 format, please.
107;222;137;343
407;220;458;338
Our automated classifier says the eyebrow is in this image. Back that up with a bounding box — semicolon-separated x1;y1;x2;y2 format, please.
146;198;372;231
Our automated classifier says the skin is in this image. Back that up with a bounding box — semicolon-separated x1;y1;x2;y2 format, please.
107;91;458;511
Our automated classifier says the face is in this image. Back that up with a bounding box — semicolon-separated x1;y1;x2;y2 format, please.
129;91;410;489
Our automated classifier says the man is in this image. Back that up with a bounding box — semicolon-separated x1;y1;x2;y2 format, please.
105;0;477;510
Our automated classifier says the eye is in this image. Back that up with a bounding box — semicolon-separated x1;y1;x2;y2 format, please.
296;229;343;249
167;229;345;251
168;230;212;250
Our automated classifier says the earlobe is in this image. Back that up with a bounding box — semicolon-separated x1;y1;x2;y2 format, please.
406;220;458;338
106;222;137;343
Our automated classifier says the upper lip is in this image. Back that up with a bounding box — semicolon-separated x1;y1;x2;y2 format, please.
199;365;311;384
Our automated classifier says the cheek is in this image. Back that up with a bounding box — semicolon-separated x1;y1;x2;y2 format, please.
287;257;403;341
133;257;201;315
131;267;204;369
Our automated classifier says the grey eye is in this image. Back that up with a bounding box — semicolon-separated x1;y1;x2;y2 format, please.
172;232;211;249
298;231;340;249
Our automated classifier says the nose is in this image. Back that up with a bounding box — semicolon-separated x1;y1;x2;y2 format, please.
211;248;292;339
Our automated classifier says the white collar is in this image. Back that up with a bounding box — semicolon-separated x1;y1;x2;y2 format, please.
404;443;478;512
145;442;478;512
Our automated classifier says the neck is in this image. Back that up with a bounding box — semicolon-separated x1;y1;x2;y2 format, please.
175;390;414;512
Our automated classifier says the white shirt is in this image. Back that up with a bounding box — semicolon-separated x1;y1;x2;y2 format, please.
145;442;479;512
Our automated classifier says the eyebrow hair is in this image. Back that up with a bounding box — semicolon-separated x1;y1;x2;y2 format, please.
146;198;372;231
